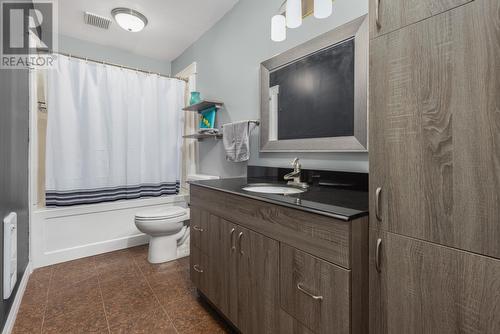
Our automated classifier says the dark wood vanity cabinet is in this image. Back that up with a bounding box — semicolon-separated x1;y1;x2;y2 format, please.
190;206;280;334
189;184;368;334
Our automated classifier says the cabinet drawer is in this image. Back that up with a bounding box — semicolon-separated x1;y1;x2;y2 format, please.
189;246;209;295
280;244;350;334
369;0;472;38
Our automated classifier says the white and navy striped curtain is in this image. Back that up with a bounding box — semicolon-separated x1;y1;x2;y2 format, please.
45;55;185;206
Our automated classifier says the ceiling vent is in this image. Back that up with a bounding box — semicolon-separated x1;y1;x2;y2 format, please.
84;12;111;29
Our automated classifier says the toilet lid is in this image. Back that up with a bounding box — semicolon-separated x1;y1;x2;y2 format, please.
135;207;187;220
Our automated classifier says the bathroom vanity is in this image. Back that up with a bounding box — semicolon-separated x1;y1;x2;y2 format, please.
189;167;369;334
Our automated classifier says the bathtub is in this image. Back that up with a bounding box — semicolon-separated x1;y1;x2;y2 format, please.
30;193;189;268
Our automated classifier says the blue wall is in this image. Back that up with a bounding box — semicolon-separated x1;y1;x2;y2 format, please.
58;35;171;75
172;0;369;177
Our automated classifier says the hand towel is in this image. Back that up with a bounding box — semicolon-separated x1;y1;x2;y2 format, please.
222;121;252;162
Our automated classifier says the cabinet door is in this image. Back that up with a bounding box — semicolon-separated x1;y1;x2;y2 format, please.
190;209;233;321
369;0;472;38
369;0;500;258
236;225;280;334
204;215;230;313
370;230;500;334
217;218;239;322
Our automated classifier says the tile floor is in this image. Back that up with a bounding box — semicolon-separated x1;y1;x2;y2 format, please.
12;245;233;334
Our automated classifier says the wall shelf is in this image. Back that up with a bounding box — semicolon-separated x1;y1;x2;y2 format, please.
182;100;224;112
183;133;222;140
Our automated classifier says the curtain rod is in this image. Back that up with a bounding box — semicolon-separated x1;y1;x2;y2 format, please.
48;52;188;82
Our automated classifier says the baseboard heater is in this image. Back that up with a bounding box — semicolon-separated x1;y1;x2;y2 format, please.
3;212;17;299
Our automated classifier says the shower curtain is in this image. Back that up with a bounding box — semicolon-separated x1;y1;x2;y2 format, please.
45;55;185;206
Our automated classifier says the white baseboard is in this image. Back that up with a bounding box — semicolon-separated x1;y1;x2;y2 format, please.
40;234;150;267
3;262;32;334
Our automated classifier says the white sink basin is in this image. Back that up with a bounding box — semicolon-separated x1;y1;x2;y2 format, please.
242;184;306;195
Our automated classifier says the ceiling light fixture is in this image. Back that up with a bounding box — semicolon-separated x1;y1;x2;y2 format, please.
271;0;334;42
111;8;148;32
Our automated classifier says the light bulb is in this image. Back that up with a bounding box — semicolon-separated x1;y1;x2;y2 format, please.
271;15;286;42
286;0;302;29
314;0;333;19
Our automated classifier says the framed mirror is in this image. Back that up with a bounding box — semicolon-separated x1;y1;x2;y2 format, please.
260;15;368;152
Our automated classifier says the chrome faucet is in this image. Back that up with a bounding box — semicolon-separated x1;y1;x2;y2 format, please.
284;158;308;189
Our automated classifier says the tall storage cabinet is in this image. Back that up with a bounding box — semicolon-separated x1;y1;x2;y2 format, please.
369;0;500;332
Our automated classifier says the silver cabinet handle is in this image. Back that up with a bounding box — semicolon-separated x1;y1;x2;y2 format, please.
375;187;382;221
193;264;204;273
375;0;381;28
297;283;323;301
192;225;204;232
230;228;236;252
238;232;244;255
375;238;382;273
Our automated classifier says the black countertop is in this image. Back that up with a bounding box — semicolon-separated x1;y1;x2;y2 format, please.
190;172;369;221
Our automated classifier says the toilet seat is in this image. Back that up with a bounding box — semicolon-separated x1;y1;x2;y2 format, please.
135;207;187;221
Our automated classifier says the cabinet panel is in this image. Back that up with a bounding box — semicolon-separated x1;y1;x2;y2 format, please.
190;208;233;322
237;225;280;334
222;219;239;324
189;245;209;296
190;206;209;252
280;244;350;334
278;310;315;334
369;0;500;257
369;0;472;38
370;231;500;334
204;215;230;313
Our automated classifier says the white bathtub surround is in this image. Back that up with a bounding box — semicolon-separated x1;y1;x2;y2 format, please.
45;54;185;207
30;194;188;268
134;206;190;263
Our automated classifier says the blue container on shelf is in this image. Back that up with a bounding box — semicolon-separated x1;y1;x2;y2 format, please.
199;107;217;129
190;91;201;105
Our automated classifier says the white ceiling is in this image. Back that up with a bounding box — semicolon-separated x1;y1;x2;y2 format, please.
55;0;239;62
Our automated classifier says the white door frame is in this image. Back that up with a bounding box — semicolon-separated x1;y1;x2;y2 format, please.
176;62;198;187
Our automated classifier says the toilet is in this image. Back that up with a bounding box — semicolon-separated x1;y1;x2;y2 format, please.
134;206;190;264
134;174;218;264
